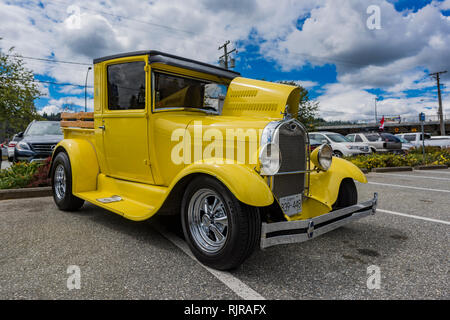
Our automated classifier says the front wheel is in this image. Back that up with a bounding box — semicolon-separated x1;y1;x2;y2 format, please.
332;178;357;210
181;176;261;270
51;152;84;211
332;150;343;158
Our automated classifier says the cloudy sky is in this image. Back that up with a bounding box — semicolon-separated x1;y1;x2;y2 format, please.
0;0;449;122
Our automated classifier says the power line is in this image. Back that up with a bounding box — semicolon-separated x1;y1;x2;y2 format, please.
7;55;92;66
0;75;93;88
44;0;227;43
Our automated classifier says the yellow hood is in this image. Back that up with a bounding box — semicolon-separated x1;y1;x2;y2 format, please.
222;77;301;119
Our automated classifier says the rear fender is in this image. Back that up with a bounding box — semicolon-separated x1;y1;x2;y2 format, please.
51;139;99;193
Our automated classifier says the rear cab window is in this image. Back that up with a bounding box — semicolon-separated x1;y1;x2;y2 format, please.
107;61;146;111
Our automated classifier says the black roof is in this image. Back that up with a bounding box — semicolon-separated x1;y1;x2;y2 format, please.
93;50;240;80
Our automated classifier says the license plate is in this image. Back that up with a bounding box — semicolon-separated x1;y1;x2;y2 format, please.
279;194;302;216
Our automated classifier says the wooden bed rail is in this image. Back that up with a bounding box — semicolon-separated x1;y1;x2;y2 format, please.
60;112;94;129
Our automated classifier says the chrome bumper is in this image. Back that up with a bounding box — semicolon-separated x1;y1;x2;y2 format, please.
260;193;378;249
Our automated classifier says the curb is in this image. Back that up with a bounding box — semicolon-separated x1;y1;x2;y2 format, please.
414;165;448;170
371;166;413;173
0;186;52;201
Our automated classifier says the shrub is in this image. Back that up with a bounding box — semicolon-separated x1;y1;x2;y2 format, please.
27;157;52;188
345;148;450;170
0;158;52;189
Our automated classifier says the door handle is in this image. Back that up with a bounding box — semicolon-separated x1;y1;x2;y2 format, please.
98;125;105;130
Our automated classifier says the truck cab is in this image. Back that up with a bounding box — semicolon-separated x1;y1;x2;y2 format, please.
50;50;377;270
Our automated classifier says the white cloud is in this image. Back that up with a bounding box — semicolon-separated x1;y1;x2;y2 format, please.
1;0;448;121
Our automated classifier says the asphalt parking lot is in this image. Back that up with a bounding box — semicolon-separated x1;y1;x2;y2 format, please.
0;169;448;299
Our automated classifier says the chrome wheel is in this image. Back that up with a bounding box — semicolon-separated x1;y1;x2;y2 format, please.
187;189;228;254
54;164;66;200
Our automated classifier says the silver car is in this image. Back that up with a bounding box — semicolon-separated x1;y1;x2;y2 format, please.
346;132;402;153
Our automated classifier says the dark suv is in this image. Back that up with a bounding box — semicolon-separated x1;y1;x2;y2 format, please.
14;121;63;162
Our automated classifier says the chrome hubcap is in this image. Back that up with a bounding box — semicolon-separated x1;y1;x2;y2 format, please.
188;189;228;254
54;164;66;200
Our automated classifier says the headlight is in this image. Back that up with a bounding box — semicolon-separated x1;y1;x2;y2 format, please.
16;141;31;151
311;144;333;171
259;143;281;175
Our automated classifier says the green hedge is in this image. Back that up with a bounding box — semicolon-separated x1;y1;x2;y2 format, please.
345;148;450;170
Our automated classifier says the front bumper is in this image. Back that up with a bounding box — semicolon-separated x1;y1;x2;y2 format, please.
260;193;378;249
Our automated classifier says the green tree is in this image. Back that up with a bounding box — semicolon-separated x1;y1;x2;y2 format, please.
278;81;319;129
0;46;42;137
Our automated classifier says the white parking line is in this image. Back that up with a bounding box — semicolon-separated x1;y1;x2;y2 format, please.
153;223;266;300
367;181;450;193
378;209;450;225
374;173;450;181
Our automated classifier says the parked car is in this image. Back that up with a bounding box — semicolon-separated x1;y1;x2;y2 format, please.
49;50;377;270
309;137;322;151
0;142;5;168
14;121;63;162
309;131;370;157
396;136;415;151
346;132;402;153
7;134;23;162
396;133;450;149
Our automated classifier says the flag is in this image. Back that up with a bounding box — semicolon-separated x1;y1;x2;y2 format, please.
379;116;385;130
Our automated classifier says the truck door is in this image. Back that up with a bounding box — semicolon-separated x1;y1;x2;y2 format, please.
100;58;154;184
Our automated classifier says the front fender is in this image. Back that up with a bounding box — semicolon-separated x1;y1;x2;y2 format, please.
170;160;274;207
52;139;99;193
308;157;367;209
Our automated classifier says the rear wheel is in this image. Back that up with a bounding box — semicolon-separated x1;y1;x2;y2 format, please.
181;176;261;270
51;152;84;211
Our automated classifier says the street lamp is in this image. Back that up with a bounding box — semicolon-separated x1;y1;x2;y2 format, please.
85;66;92;112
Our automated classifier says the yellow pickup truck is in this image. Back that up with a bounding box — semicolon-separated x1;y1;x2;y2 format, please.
50;50;377;270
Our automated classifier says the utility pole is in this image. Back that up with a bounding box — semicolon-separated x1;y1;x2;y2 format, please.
218;41;236;69
429;71;447;135
374;97;378;123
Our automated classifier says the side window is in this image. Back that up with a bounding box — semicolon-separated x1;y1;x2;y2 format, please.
107;61;146;110
355;135;363;142
404;135;415;142
317;134;327;143
346;134;354;142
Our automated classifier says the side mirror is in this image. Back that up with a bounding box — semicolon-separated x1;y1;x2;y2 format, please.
17;132;24;138
321;139;328;144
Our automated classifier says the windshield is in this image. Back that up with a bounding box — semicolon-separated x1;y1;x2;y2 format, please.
381;133;401;142
326;133;350;143
154;71;228;112
365;134;381;142
25;122;62;136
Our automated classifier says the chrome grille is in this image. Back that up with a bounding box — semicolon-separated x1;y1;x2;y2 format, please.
30;143;56;153
272;121;308;199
